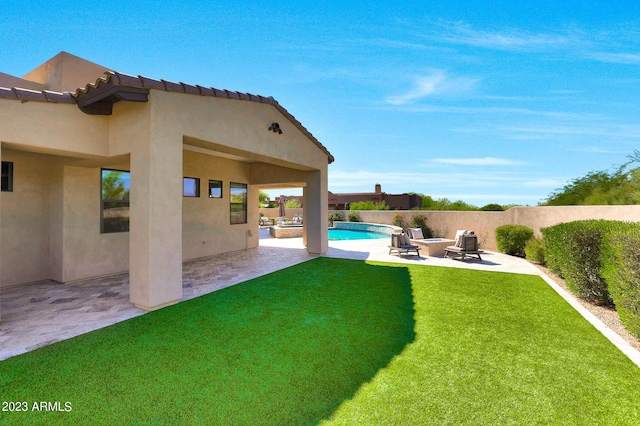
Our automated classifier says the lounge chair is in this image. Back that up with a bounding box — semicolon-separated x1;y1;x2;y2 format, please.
444;231;483;261
408;228;424;239
388;233;421;257
259;217;274;226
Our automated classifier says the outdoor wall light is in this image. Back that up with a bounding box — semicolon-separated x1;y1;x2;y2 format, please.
268;122;282;134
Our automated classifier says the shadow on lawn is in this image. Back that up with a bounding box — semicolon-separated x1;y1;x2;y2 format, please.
0;257;415;425
199;257;418;424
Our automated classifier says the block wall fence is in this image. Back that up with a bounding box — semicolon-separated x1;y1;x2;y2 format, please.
260;205;640;251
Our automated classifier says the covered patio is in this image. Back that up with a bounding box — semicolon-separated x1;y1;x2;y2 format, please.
0;230;312;360
0;52;333;324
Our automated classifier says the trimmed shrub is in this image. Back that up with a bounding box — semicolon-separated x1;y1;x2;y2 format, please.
392;212;406;230
410;214;434;238
601;222;640;338
328;212;344;227
480;203;505;211
348;211;360;222
541;220;614;306
525;237;545;265
349;200;389;210
495;224;534;257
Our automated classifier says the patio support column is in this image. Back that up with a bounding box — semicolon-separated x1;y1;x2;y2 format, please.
129;128;183;311
0;149;2;321
302;190;307;246
305;169;328;255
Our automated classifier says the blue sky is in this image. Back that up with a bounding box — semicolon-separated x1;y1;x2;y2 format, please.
2;1;640;206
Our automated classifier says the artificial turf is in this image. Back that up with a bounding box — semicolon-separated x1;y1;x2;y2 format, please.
1;257;639;425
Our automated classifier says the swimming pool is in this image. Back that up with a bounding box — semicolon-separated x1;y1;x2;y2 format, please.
328;228;390;241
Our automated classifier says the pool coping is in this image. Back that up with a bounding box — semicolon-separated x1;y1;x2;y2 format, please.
332;221;402;234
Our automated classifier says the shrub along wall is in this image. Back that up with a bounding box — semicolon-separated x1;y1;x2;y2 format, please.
541;220;613;306
601;222;640;338
495;224;533;257
541;220;640;338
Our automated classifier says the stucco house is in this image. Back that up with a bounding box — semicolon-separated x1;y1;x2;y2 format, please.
328;184;422;210
0;52;333;320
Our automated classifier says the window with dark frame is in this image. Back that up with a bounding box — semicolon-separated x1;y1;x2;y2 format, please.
183;177;200;197
101;169;130;233
230;182;247;224
209;180;222;198
1;161;13;192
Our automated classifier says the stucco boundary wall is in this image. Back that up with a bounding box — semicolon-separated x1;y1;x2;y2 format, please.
324;206;640;251
260;208;304;218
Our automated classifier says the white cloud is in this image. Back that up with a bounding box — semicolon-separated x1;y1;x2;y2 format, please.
503;124;640;139
429;21;574;51
385;71;478;105
567;146;630;154
590;51;640;65
521;179;564;188
549;89;582;95
381;104;601;120
431;157;526;166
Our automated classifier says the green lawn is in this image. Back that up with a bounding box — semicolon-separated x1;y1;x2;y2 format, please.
1;257;639;425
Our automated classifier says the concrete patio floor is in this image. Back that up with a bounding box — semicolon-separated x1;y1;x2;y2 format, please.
1;229;639;367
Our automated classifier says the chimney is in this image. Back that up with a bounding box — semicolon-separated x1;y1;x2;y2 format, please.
375;183;382;194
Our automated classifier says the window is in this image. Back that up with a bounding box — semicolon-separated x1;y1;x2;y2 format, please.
209;180;222;198
1;162;13;192
183;177;200;197
230;182;247;224
101;169;130;233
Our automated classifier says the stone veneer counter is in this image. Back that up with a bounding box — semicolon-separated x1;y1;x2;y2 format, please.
411;238;456;257
269;225;304;238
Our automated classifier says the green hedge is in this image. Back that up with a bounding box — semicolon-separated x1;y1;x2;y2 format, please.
410;214;434;238
328;212;344;227
541;219;640;336
541;220;614;306
525;237;545;265
392;213;406;229
495;224;533;257
601;222;640;338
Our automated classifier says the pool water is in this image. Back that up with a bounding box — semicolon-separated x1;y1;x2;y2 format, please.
328;228;389;241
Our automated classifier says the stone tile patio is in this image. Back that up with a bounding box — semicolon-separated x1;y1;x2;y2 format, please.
1;229;639;367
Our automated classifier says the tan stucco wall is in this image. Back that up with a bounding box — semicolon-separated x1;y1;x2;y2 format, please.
182;150;258;260
60;165;130;282
0;151;52;286
0;99;109;158
0;151;132;288
509;205;640;236
0;71;48;91
341;206;640;251
22;51;110;93
154;91;328;171
259;207;304;218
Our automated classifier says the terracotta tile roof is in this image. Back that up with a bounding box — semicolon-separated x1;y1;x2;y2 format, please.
0;86;74;103
76;71;334;163
0;70;333;163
